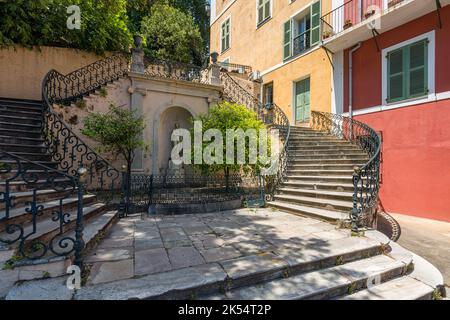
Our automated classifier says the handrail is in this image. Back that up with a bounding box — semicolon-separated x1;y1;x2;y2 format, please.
219;71;291;198
0;150;84;265
311;111;381;230
41;55;127;205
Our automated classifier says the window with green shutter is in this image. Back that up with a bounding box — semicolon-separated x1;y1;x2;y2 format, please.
257;0;271;25
221;18;231;53
283;1;321;61
387;39;428;103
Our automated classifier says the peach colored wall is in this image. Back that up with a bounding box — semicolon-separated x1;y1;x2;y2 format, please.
210;0;333;122
0;46;111;100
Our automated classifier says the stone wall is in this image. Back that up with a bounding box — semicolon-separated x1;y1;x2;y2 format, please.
0;45;111;100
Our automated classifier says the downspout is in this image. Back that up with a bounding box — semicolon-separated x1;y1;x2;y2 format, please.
349;42;362;139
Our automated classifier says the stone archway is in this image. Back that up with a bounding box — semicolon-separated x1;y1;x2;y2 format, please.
156;106;194;174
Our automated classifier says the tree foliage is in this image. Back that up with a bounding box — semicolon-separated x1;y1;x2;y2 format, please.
191;101;271;177
0;0;208;61
81;104;147;167
0;0;132;54
140;1;205;64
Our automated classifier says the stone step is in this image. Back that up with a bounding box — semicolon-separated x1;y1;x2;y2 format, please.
274;194;353;212
286;169;354;177
0;143;46;154
286;175;354;184
0;194;97;233
289;149;366;155
282;181;355;192
289;158;366;164
269;201;349;221
0;189;68;211
1;202;106;253
1;152;52;162
288;163;363;170
1;210;117;293
73;237;384;300
0;98;43;110
288;154;368;160
291;141;354;147
0;135;44;145
0;121;42;131
277;188;354;202
0;177;70;193
0;128;43;139
0;106;43;118
220;255;409;300
0;115;42;126
0;159;58;171
289;145;362;151
340;276;434;300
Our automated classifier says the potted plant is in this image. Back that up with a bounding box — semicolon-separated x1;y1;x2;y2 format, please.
322;31;333;40
364;9;376;19
343;19;353;29
388;0;403;8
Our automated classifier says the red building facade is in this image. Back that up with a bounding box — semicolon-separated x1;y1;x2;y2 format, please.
325;1;450;221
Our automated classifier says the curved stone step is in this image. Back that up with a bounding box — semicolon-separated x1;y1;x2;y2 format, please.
286;169;354;176
340;276;434;300
269;201;349;221
282;180;355;192
273;194;353;211
277;188;354;202
222;255;409;300
288;163;364;170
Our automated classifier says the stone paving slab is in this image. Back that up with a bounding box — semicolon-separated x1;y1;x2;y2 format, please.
200;246;242;263
85;248;133;263
135;248;172;276
6;276;73;300
88;259;134;285
168;246;205;269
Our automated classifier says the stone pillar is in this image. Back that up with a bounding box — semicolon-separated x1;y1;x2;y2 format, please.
208;52;221;86
131;35;145;74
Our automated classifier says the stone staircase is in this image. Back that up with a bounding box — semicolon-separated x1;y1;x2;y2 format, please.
269;125;369;223
0;97;118;292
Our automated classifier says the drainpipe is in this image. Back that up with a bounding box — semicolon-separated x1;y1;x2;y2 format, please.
349;42;362;139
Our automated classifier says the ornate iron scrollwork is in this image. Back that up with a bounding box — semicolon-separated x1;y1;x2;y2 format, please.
311;111;381;229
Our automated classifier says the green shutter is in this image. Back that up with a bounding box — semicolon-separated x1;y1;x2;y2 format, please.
408;40;427;97
387;49;404;102
283;20;292;60
310;1;321;46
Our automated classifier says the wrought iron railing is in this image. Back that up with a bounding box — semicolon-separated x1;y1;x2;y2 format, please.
311;111;381;230
321;0;402;39
143;57;210;84
0;151;85;266
42;56;127;207
293;32;311;56
123;172;264;214
219;72;291;199
44;53;130;106
218;61;252;74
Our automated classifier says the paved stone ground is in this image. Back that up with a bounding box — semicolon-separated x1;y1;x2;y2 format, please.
84;208;351;286
392;213;450;296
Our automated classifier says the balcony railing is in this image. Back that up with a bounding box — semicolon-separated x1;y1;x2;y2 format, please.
218;61;252;74
321;0;405;39
293;32;311;56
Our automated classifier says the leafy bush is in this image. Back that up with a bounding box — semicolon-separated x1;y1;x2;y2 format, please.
140;1;205;64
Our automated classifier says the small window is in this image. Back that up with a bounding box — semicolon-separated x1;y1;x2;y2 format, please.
221;18;231;53
387;39;428;103
257;0;271;26
263;83;274;108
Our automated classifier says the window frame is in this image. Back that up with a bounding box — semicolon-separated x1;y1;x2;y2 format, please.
256;0;272;27
221;16;231;53
381;31;435;105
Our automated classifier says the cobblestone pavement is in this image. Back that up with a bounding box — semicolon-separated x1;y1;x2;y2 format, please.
84;208;351;285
